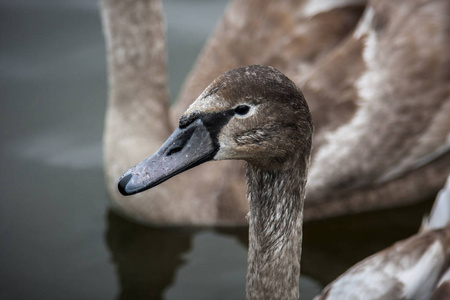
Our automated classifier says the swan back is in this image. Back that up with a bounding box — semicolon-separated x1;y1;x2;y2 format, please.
315;175;450;300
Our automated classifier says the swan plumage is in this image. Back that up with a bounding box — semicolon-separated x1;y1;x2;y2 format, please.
305;0;450;220
315;175;450;300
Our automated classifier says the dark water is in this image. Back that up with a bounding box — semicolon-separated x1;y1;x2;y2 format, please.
0;1;434;299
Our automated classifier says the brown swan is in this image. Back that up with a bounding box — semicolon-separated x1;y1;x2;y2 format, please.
118;65;312;299
102;0;450;225
101;0;364;225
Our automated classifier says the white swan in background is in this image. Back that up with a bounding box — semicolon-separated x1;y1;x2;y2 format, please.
101;0;450;225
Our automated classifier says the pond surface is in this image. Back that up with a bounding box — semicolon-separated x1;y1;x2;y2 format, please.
0;1;434;299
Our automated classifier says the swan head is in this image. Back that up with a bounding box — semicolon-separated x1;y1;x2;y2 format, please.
118;65;312;195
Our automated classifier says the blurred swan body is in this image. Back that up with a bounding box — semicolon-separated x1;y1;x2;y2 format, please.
101;0;362;224
101;0;450;225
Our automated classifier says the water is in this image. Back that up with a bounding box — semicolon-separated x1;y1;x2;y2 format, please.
0;1;433;299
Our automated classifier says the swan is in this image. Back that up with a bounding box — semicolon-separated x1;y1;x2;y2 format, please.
314;174;450;300
118;65;313;299
102;0;450;225
100;0;365;225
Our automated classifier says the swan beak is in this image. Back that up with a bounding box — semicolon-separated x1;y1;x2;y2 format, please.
118;119;217;196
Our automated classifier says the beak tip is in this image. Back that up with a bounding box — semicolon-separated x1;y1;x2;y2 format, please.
118;173;133;196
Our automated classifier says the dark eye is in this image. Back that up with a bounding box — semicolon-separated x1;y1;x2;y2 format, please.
234;105;250;116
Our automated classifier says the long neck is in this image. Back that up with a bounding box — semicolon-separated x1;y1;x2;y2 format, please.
245;163;307;300
101;0;170;128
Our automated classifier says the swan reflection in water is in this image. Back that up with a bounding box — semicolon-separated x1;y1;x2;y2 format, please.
105;197;432;299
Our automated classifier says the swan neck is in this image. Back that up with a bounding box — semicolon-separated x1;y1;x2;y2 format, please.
245;165;306;300
100;0;170;109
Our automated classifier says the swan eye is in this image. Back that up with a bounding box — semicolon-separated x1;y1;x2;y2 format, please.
234;105;251;116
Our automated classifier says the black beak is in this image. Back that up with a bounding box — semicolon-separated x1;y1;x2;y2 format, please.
118;119;217;195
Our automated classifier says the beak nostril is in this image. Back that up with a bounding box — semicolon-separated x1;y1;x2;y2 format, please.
167;145;183;156
166;138;187;156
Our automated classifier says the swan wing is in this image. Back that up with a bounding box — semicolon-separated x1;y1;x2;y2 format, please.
315;229;450;300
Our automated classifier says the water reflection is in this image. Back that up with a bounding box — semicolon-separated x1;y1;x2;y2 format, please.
105;197;433;299
106;210;252;300
106;210;192;300
106;210;323;300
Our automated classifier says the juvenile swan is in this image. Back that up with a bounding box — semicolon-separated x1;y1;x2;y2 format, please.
118;65;312;299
